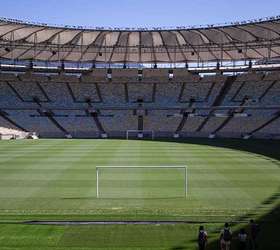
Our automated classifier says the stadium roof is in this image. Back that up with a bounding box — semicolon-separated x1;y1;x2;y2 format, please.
1;17;280;64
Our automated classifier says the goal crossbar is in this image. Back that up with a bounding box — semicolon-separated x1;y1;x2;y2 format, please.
96;166;188;199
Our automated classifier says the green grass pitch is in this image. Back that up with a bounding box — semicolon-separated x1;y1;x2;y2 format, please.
97;167;187;198
0;139;279;249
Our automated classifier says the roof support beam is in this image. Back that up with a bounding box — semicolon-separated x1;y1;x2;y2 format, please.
157;32;172;63
78;31;103;62
107;32;122;64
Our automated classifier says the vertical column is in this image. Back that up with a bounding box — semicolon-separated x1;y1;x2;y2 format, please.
96;167;99;198
185;167;188;198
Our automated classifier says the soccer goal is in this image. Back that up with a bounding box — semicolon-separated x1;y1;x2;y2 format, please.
126;130;154;140
96;166;188;199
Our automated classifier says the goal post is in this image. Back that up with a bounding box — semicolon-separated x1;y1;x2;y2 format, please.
96;166;188;199
126;130;154;140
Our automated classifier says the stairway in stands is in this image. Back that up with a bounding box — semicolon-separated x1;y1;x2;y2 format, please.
175;99;195;133
0;110;27;132
196;75;237;132
175;113;188;134
249;111;280;136
89;111;106;135
86;100;106;135
212;112;234;134
212;96;250;134
138;115;144;131
38;110;69;136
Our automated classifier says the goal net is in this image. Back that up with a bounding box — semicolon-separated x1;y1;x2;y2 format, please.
96;166;187;198
126;130;154;140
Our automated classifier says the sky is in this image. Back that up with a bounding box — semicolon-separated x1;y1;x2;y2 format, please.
0;0;280;28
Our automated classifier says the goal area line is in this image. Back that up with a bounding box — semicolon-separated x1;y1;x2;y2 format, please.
96;165;188;199
96;165;187;168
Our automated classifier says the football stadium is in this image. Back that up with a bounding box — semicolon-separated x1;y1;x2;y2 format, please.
0;1;280;249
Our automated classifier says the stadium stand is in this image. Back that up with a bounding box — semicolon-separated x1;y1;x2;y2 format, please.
155;83;183;104
144;110;182;134
6;110;65;138
0;70;280;139
54;110;100;138
99;110;138;137
98;83;127;104
127;83;154;103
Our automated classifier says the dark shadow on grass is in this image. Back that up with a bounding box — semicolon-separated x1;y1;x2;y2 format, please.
206;203;280;250
170;246;187;250
261;192;280;205
168;199;280;250
160;138;280;250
